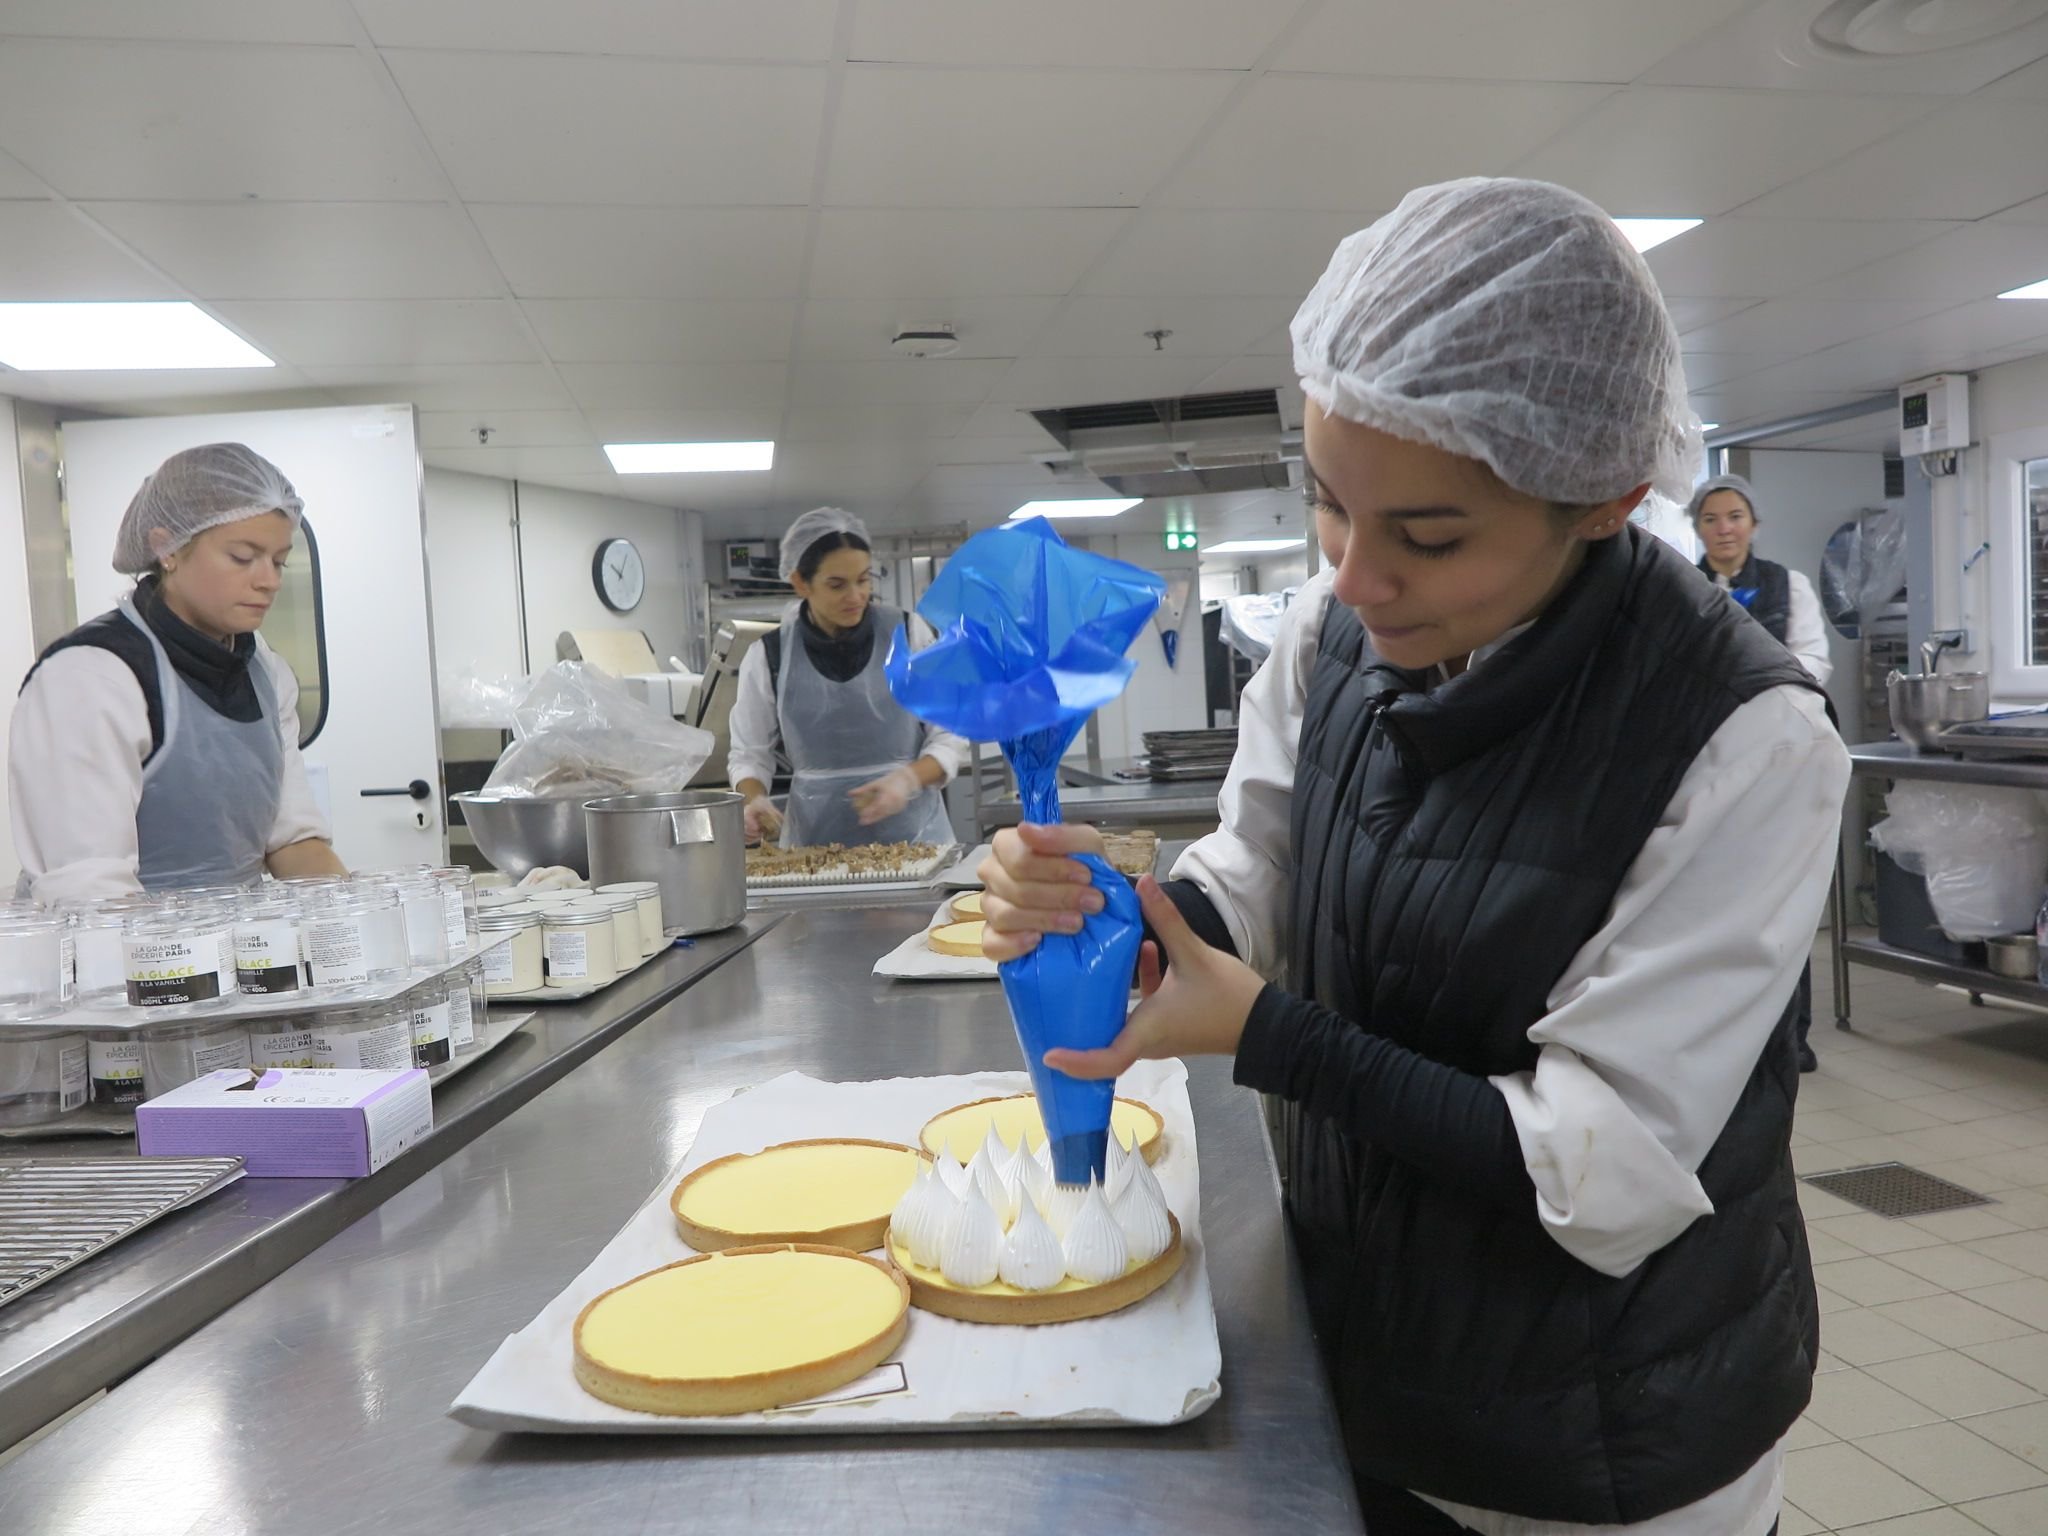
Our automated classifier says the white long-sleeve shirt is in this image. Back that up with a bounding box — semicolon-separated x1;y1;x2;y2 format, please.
725;611;971;789
10;638;331;905
1173;568;1849;1536
1706;566;1833;686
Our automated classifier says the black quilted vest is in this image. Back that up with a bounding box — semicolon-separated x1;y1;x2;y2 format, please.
1698;552;1793;644
1284;528;1826;1525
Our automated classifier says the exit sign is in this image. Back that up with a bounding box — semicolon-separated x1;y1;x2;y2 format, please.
1164;529;1197;551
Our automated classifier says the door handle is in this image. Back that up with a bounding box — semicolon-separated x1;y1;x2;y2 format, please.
361;779;432;801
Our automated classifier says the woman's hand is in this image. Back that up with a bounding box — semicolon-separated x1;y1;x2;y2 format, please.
742;794;783;844
1043;875;1264;1079
848;763;920;825
980;822;1107;961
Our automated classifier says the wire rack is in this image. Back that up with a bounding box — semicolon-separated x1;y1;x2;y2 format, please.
0;1155;244;1310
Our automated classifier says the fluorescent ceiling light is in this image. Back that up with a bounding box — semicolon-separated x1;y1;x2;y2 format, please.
1203;536;1306;555
0;302;271;370
604;441;774;473
1699;421;1720;431
1999;277;2048;300
1008;498;1140;520
1613;217;1702;254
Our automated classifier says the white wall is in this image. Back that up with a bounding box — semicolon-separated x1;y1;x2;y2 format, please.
1072;534;1208;763
421;468;706;690
0;397;31;880
1733;448;1889;743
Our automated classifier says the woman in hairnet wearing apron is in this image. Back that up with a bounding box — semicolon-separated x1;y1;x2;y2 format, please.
10;444;346;903
982;180;1848;1535
727;508;965;848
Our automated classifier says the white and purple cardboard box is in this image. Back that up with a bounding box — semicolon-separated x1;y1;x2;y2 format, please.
136;1067;434;1178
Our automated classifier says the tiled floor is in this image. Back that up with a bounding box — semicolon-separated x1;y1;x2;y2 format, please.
1788;936;2048;1534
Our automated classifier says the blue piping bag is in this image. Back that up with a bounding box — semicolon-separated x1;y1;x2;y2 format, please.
886;517;1163;1184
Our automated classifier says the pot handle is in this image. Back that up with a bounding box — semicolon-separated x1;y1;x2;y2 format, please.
667;809;717;846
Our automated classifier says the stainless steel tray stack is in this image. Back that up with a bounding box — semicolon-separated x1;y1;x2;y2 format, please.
1141;728;1239;782
0;1155;244;1310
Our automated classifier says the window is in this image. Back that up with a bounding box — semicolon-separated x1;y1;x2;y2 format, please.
2028;456;2048;666
264;513;329;747
1988;428;2048;697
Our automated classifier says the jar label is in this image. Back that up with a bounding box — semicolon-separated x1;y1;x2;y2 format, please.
301;917;373;986
441;888;466;950
194;1030;252;1076
250;1028;315;1069
59;1042;87;1114
88;1037;145;1107
75;927;127;993
123;932;229;1007
448;985;476;1048
481;942;516;986
410;998;452;1068
545;927;591;980
236;919;304;994
61;934;76;1004
311;1021;410;1071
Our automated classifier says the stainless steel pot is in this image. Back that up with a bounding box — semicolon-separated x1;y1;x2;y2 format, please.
1887;671;1949;753
583;791;745;937
1942;670;1991;727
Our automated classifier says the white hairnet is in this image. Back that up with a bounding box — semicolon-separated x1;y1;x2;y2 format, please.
113;443;303;575
1686;473;1759;523
779;506;869;583
1291;178;1702;506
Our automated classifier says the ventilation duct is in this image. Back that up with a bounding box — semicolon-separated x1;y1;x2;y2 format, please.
1029;388;1300;498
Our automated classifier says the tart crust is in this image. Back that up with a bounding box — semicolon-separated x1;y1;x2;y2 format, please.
886;1214;1183;1325
671;1138;927;1252
927;919;985;957
573;1244;910;1416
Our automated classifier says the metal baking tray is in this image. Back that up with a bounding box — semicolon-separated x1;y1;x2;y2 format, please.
0;1154;245;1310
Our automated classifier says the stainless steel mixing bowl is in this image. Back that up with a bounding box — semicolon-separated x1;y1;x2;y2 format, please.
450;792;590;880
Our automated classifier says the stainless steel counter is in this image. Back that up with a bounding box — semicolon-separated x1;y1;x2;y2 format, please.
977;778;1223;836
1;904;1362;1535
0;915;778;1453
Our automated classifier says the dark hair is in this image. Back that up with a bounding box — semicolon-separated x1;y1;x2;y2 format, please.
795;530;870;582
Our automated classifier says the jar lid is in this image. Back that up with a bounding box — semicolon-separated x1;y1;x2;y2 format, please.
596;881;659;894
475;905;541;930
543;907;612;929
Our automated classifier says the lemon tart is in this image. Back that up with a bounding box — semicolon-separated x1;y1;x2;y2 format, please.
921;1094;1164;1165
927;919;985;957
573;1245;910;1415
671;1138;926;1252
948;890;984;919
886;1215;1182;1325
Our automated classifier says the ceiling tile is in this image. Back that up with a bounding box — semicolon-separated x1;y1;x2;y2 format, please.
556;361;786;412
422;445;615;479
1994;194;2048;223
0;2;351;43
1688;383;1873;430
1081;208;1373;297
0;202;178;298
386;54;828;205
1665;296;1762;333
87;201;502;298
823;66;1233;208
1509;88;1940;217
849;0;1289;68
1025;296;1295;358
930;434;1054;466
418;410;592;450
782;400;980;441
1724;301;2048;397
1159;76;1613;210
471;206;807;299
580;406;780;442
0;150;50;197
1644;5;2048;94
356;0;838;58
13;364;323;409
788;358;1008;407
1646;218;1960;299
521;299;794;364
209;300;541;367
1270;0;1751;82
807;209;1128;298
1798;223;2048;303
1988;56;2048;95
1738;98;2048;221
958;401;1055;440
990;354;1231;407
303;363;576;412
1681;353;1776;390
795;297;1058;360
1189;356;1298;395
0;41;438;200
1682;299;1958;357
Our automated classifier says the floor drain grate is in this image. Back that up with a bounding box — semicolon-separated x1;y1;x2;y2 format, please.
1802;1162;1990;1219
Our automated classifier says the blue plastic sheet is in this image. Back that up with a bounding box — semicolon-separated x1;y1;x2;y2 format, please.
887;518;1163;1183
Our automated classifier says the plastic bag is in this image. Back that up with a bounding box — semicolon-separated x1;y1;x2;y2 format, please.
438;662;533;730
1219;591;1293;664
1869;783;2048;938
888;518;1164;1182
482;662;713;799
1820;508;1908;640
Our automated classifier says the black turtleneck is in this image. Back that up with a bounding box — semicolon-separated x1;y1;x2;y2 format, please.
760;604;878;694
22;575;263;762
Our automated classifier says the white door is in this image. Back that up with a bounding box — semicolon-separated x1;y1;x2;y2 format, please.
62;404;445;873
